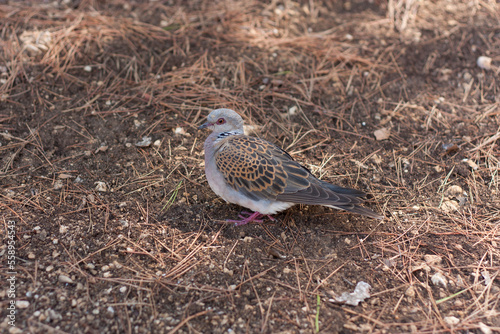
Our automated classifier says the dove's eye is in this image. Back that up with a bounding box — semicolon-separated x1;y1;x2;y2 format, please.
216;118;226;124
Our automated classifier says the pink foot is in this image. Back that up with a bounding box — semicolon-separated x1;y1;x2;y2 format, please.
239;211;275;221
238;215;263;223
226;211;275;226
237;211;262;222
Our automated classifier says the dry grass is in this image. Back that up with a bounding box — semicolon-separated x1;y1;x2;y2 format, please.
1;0;499;333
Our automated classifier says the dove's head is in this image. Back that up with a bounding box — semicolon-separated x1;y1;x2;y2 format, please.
198;108;244;134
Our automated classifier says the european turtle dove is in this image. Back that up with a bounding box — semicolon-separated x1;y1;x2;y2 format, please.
199;108;383;225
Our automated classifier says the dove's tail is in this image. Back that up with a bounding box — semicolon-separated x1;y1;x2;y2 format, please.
326;204;384;220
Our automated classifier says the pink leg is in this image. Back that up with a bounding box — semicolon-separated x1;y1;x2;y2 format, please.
238;214;263;223
239;211;275;221
265;215;276;221
226;211;274;226
237;211;262;222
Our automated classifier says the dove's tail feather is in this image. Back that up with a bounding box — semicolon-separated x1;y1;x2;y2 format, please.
321;182;367;197
326;204;384;220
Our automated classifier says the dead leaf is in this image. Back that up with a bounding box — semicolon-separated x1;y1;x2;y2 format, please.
374;128;390;141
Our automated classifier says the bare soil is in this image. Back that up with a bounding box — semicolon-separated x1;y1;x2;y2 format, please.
1;0;499;333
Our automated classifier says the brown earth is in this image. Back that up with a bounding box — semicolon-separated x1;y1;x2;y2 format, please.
0;0;499;333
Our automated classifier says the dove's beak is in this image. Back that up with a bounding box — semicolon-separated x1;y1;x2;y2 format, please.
198;122;213;130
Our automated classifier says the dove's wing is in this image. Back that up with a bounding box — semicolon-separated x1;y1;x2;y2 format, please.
214;135;303;201
214;135;379;215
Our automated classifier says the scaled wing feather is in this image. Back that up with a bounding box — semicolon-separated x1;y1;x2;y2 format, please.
215;135;367;207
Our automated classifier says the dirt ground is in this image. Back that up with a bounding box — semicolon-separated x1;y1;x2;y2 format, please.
1;0;499;333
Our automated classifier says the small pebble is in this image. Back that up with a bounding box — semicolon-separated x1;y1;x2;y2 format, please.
477;56;492;70
95;181;107;192
173;127;186;135
53;179;64;190
424;254;442;266
478;322;492;334
16;300;30;308
444;316;460;326
431;272;447;287
135;136;152;147
59;275;74;284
